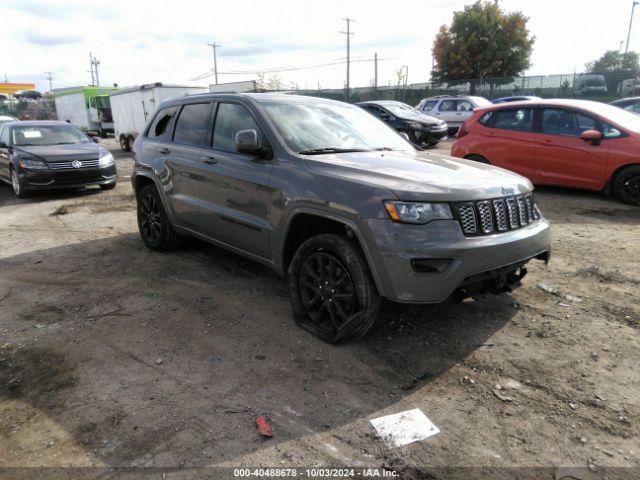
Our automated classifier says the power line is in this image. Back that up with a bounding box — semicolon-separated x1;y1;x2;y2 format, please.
188;57;391;82
207;42;221;85
340;17;355;101
89;52;100;86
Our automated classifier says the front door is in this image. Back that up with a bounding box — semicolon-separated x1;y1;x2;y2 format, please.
196;101;273;259
535;107;608;189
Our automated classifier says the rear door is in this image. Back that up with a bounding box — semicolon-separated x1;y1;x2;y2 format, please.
534;107;607;189
433;99;457;124
196;101;273;258
157;102;214;228
479;106;537;179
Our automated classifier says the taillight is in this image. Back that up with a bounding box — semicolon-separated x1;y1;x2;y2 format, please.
456;122;469;139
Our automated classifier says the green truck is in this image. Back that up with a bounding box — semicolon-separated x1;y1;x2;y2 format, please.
53;86;117;137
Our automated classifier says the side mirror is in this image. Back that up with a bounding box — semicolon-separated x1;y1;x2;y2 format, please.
398;132;410;142
235;129;261;155
580;129;603;145
92;136;101;143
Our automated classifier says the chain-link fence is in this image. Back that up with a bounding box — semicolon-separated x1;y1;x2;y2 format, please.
0;97;56;120
295;70;639;105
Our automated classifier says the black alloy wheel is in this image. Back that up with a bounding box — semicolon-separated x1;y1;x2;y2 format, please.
136;184;181;251
299;251;357;331
288;234;380;343
613;165;640;205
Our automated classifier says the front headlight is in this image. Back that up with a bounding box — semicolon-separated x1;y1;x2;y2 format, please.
408;122;422;130
99;150;115;168
384;201;453;224
19;158;49;170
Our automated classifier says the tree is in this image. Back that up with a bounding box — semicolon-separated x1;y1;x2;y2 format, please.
431;1;534;93
586;50;640;74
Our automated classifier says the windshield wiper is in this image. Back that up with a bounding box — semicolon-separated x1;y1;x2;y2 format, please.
372;147;394;151
298;147;373;155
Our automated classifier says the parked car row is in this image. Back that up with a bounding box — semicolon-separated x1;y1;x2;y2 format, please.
2;91;638;344
0;121;117;197
450;99;640;205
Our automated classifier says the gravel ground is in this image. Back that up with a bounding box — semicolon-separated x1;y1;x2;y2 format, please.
0;139;638;480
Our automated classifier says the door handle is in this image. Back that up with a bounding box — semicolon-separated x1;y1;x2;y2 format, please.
158;147;170;154
543;139;555;145
200;156;218;165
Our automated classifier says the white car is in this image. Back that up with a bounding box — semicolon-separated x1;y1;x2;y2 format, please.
416;95;491;132
0;115;18;128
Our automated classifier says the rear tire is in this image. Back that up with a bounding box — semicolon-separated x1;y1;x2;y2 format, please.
613;165;640;205
465;154;490;164
120;135;130;152
136;184;181;251
288;234;380;344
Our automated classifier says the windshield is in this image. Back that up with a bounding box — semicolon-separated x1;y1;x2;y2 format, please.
591;102;640;133
585;78;605;87
383;103;420;116
260;100;414;153
92;96;111;109
11;125;90;146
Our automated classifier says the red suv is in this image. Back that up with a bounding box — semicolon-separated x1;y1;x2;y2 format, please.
451;99;640;205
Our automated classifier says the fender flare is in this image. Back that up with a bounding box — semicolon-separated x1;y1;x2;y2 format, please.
278;206;387;297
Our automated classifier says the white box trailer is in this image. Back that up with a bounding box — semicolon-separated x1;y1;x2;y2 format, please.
53;86;117;136
109;83;207;151
209;80;257;93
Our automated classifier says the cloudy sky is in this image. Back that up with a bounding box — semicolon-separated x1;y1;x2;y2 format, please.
1;0;636;92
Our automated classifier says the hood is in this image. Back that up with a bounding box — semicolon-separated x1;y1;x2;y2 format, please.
14;143;100;162
396;110;442;125
304;150;533;202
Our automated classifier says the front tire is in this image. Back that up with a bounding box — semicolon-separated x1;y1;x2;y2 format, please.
288;234;380;344
136;184;181;251
613;165;640;205
10;168;28;198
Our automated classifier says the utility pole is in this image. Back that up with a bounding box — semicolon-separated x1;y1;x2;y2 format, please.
89;53;100;86
374;52;378;97
207;42;221;84
625;1;639;67
89;53;95;85
340;17;355;102
45;72;53;92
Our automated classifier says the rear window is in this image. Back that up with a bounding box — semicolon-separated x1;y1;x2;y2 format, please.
147;106;177;139
173;103;212;147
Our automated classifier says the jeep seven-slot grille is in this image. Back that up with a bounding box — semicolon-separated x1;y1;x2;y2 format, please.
453;193;539;236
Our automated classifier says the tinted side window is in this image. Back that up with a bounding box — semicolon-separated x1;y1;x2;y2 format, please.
0;127;8;145
423;100;438;111
603;123;622;139
147;106;177;139
213;103;261;153
478;111;494;125
492;108;533;132
457;100;474;111
173;103;212;146
541;108;598;137
439;100;456;112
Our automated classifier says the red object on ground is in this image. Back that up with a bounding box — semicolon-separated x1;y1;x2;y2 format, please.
256;416;273;437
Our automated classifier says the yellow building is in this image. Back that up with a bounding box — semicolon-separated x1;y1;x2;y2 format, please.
0;82;36;95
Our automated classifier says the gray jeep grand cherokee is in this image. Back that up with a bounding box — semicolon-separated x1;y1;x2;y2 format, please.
132;93;550;343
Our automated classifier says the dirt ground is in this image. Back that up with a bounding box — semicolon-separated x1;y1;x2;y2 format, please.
0;139;639;479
